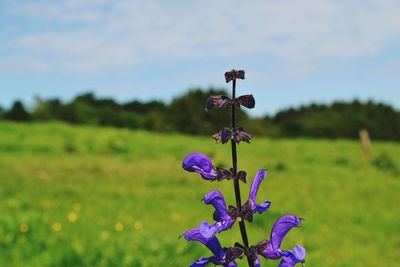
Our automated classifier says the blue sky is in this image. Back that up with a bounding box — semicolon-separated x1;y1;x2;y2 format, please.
0;0;399;116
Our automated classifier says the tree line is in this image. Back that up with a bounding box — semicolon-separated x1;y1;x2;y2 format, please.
1;89;399;141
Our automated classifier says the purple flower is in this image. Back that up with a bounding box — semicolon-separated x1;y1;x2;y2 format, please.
249;170;271;213
277;245;306;267
192;176;271;238
257;215;306;266
246;169;271;215
199;190;236;239
182;152;217;180
184;228;237;267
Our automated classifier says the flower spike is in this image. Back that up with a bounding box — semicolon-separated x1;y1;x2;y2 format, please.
181;69;306;267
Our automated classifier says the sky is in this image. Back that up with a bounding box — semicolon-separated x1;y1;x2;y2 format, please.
0;0;399;116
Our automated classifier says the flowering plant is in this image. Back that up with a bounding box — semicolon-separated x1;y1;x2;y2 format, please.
181;70;306;267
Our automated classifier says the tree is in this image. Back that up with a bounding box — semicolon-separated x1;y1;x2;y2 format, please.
0;105;4;119
269;100;400;141
32;97;64;121
5;101;31;121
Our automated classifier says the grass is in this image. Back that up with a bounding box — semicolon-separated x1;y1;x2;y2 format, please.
0;121;399;267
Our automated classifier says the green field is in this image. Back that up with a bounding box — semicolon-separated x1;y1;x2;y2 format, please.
0;122;399;267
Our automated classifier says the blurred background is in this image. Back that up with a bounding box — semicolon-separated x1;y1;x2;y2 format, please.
0;1;399;266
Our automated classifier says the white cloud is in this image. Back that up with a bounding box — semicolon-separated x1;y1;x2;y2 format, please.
1;0;400;72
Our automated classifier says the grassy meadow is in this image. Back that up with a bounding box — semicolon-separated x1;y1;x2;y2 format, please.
0;121;399;267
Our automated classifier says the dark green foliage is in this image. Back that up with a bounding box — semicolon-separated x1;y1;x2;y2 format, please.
372;153;398;176
143;111;171;132
32;97;63;120
4;101;31;121
123;100;167;114
0;105;4;119
33;93;143;129
271;100;400;141
1;92;399;140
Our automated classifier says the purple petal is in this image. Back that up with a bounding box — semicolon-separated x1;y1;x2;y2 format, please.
183;228;207;244
203;190;228;219
227;262;238;267
183;228;224;258
249;170;269;213
256;201;271;214
182;152;217;180
200;221;217;239
199;219;235;239
190;257;212;267
259;240;281;259
254;256;261;267
278;245;306;267
270;215;302;250
191;255;237;267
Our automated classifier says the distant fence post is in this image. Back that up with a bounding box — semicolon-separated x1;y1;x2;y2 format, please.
359;129;371;159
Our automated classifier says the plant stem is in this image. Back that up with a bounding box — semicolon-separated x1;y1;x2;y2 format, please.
230;78;254;267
